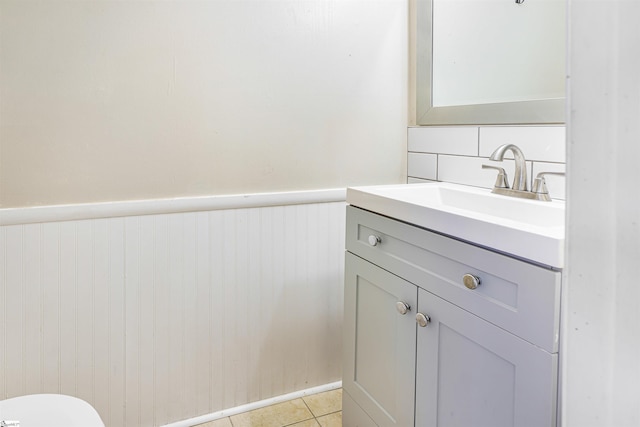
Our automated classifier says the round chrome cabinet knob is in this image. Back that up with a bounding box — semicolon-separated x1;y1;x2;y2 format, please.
396;301;410;315
368;235;381;246
463;273;481;290
416;313;431;327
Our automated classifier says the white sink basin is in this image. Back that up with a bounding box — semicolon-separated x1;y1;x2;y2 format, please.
347;182;565;268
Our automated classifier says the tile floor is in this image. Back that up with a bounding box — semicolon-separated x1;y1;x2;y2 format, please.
194;388;342;427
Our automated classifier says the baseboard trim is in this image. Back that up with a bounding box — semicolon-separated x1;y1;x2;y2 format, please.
160;381;343;427
0;188;346;226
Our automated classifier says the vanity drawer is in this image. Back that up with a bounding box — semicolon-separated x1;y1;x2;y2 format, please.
346;206;561;353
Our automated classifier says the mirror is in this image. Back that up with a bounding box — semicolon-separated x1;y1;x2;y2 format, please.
416;0;565;125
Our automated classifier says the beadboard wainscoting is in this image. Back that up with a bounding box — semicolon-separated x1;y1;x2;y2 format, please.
407;126;567;200
0;192;346;427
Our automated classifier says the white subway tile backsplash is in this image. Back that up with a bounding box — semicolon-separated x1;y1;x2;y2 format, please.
407;125;566;198
407;153;438;180
437;155;534;190
479;126;566;163
408;177;435;184
531;162;566;200
437;156;494;188
408;127;478;155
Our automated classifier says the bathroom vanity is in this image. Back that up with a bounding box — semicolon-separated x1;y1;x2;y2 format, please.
342;183;564;427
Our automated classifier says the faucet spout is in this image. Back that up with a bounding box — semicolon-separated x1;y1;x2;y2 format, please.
489;144;528;191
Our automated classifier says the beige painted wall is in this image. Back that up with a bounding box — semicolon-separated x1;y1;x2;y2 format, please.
0;0;407;208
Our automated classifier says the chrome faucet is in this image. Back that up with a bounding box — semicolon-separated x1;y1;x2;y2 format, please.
489;144;528;191
482;144;564;201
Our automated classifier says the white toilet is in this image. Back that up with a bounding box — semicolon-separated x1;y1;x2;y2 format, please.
0;394;104;427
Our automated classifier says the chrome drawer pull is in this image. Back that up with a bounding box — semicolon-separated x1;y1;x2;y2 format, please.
396;301;410;315
463;273;481;290
368;235;381;246
416;313;431;327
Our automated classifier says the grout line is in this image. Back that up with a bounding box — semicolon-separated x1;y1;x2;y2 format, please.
189;411;343;427
300;394;314;417
185;387;342;427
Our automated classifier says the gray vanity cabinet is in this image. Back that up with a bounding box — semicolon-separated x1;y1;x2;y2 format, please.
343;206;561;427
416;288;557;427
343;252;418;427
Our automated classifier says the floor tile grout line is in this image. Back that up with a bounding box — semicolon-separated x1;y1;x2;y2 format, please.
317;409;342;417
280;396;316;427
300;395;315;418
192;389;342;427
281;415;318;427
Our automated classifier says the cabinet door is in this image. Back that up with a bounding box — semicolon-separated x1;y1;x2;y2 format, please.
416;288;558;427
343;253;418;427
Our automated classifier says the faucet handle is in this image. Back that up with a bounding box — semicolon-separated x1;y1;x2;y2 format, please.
532;171;565;195
482;164;510;189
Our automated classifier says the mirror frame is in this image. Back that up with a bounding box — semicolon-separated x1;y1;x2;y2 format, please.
416;0;565;125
